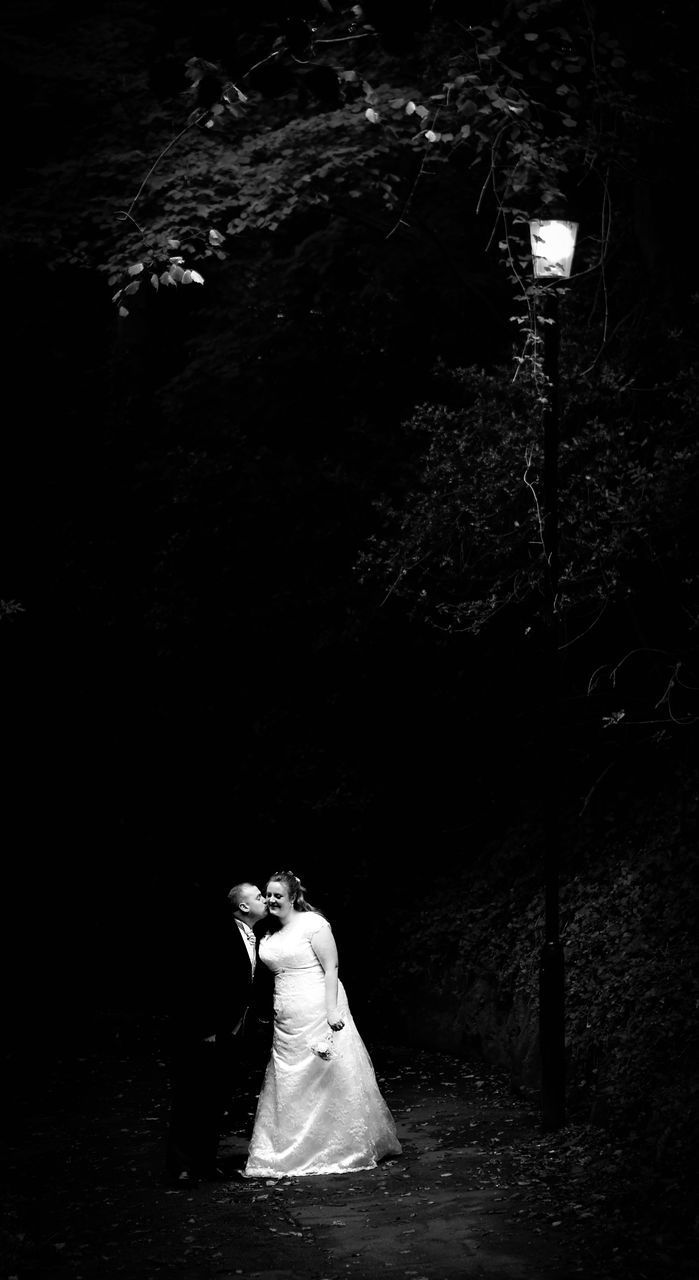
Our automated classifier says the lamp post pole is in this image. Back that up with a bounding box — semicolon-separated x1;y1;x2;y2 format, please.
540;280;565;1131
528;219;578;1132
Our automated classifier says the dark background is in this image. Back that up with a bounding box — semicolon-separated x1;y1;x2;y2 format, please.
2;0;697;1050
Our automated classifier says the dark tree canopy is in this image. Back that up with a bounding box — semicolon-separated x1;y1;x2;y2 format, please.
2;0;697;858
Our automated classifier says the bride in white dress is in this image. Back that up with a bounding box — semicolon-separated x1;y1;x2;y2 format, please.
244;870;402;1178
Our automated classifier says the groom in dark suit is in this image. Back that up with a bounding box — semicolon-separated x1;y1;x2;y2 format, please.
165;880;271;1183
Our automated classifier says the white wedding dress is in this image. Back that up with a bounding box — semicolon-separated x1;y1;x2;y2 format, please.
244;912;402;1178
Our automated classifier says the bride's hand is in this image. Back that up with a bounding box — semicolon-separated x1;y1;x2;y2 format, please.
327;1013;345;1031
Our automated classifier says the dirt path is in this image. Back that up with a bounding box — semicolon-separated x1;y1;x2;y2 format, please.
3;1035;689;1280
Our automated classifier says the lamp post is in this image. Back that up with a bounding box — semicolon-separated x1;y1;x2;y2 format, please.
528;217;578;1131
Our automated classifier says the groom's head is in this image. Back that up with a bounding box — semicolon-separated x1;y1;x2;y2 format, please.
228;882;268;926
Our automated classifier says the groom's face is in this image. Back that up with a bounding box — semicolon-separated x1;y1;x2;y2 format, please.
239;885;268;925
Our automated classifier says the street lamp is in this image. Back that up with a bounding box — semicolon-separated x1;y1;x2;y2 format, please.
528;216;578;1131
529;219;578;279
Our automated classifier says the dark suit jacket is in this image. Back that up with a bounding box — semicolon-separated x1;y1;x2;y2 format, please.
218;920;273;1041
165;883;272;1048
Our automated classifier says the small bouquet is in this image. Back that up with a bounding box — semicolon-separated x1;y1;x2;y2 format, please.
307;1029;335;1061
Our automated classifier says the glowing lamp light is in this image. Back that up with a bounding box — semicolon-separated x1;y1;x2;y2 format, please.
529;219;578;278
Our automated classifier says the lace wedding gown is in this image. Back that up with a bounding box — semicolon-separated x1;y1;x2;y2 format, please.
244;912;402;1178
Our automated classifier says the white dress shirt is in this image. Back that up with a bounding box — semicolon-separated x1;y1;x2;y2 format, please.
235;918;257;974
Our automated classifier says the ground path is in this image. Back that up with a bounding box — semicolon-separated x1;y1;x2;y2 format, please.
4;1032;691;1279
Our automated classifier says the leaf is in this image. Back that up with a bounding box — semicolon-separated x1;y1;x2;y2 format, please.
124;280;140;295
365;108;380;124
190;270;205;284
127;262;144;276
208;228;224;245
118;306;129;317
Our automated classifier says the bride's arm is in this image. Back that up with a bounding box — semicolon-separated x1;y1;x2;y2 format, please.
310;924;342;1027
